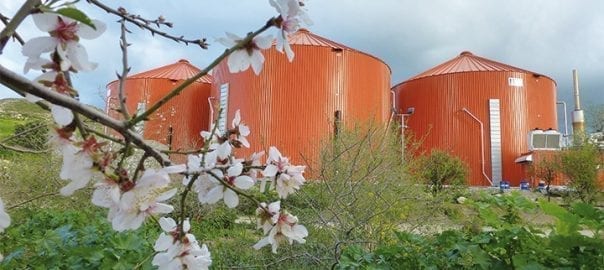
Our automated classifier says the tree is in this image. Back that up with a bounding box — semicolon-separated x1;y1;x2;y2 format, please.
559;138;602;204
0;0;312;268
586;104;604;132
416;149;468;197
530;153;560;201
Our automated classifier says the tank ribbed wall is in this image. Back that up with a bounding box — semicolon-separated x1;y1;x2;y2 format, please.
211;31;390;172
106;64;212;152
395;67;557;186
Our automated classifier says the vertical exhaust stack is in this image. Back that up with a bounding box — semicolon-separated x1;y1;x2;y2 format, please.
572;69;585;134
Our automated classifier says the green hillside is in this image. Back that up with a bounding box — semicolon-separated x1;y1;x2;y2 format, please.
0;98;49;139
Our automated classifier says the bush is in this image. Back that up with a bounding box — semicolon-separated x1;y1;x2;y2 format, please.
0;208;158;269
338;194;604;269
415;149;468;196
560;138;602;203
291;123;421;266
8;120;49;151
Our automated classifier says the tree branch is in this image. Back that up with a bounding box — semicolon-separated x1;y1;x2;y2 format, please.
128;20;275;127
0;0;40;54
0;64;171;166
86;0;208;48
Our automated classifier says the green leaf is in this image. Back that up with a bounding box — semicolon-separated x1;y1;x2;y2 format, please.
55;7;96;30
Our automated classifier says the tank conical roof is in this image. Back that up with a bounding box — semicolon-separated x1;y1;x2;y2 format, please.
285;29;391;72
125;59;212;83
406;51;550;82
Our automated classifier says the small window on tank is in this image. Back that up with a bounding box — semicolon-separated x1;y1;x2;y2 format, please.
508;77;523;87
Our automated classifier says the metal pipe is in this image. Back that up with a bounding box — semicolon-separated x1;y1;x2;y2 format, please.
572;69;581;110
462;108;494;186
390;90;396;110
571;69;585;134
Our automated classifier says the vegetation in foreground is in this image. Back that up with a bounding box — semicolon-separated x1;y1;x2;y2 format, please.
0;104;603;269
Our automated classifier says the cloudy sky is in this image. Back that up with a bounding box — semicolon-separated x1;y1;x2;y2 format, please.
1;0;603;123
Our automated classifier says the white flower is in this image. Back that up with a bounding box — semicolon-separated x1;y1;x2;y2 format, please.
247;151;266;188
218;32;273;75
29;71;74;126
0;197;10;233
91;180;121;221
256;201;280;234
205;162;255;208
59;144;94;196
200;127;231;160
153;217;212;270
183;151;218;185
231;110;250;148
22;13;106;72
111;165;185;231
262;147;306;198
253;211;308;253
269;0;306;61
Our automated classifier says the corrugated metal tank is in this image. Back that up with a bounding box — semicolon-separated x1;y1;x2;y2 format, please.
211;29;391;171
394;51;558;186
106;59;212;151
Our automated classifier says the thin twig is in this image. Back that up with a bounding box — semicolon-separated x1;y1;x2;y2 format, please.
86;0;208;48
0;142;49;153
6;192;59;210
0;64;171;166
0;0;40;54
0;13;25;45
128;20;275;127
117;19;131;120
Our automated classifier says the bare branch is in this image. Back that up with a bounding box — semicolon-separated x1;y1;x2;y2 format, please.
0;0;40;54
86;0;209;49
117;19;131;120
0;13;25;45
128;21;275;127
0;64;171;166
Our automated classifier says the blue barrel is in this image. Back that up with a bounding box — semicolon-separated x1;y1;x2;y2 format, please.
520;180;530;190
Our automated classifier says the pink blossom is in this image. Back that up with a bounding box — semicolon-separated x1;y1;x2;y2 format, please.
152;217;212;270
262;147;306;198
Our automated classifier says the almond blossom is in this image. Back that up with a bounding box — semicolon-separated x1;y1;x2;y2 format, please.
231;110;251;148
111;165;185;231
91;179;121;221
269;0;310;61
200;127;231;160
262;147;306;198
59;143;95;196
0;197;10;233
256;201;280;234
22;13;106;72
0;197;7;262
204;162;255;208
152;217;212;270
26;71;74;126
218;32;273;75
253;210;308;253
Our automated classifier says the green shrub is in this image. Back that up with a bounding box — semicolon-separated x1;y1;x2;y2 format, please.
0;208;158;269
8;120;49;151
337;194;604;269
415;149;468;197
560;138;602;203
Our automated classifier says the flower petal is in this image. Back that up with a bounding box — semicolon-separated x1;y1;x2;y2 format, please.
159;217;177;232
234;175;255;189
32;13;59;32
78;19;106;39
223;189;239;208
66;42;97;71
51;105;74;126
21;36;56;57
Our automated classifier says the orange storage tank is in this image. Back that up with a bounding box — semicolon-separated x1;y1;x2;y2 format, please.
393;51;558;186
106;59;212;151
211;29;391;172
